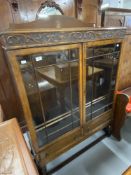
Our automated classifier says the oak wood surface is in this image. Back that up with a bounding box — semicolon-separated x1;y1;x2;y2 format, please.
123;166;131;175
0;43;23;123
77;0;100;27
39;110;112;165
0;0;75;32
112;34;131;139
0;0;101;32
116;35;131;91
6;44;83;153
37;65;103;85
0;14;125;167
0;105;4;123
102;7;131;13
0;118;39;175
112;94;129;140
101;7;131;28
0;0;105;126
5;37;124;166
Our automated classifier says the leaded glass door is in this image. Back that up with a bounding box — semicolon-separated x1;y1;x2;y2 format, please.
85;42;121;121
16;44;82;148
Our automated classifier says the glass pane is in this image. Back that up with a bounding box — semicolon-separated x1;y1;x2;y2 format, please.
17;48;80;147
17;56;44;126
86;43;121;120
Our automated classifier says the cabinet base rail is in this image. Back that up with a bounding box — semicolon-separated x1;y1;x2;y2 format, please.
44;133;106;175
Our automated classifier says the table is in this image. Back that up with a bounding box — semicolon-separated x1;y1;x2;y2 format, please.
122;166;131;175
0;118;39;175
94;58;118;68
37;65;103;112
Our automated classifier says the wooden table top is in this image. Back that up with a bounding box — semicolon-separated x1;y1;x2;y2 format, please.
94;58;118;68
37;66;103;86
122;166;131;175
0;105;4;122
0;118;39;175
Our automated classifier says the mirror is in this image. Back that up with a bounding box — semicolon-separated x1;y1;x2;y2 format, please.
36;0;64;19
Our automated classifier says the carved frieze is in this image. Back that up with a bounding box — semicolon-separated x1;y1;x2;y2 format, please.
0;29;126;50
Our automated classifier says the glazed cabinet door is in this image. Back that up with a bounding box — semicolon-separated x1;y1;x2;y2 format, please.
84;41;121;130
9;44;82;149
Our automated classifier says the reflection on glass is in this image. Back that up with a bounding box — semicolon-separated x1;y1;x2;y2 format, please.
38;6;62;19
17;48;80;147
86;44;121;120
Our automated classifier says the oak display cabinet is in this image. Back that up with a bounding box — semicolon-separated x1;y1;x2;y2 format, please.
101;7;131;28
0;16;126;168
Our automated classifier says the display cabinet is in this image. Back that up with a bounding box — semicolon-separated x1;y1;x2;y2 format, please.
101;7;131;28
0;15;126;169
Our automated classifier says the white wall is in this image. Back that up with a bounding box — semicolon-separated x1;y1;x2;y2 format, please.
122;0;131;8
102;0;131;9
102;0;123;8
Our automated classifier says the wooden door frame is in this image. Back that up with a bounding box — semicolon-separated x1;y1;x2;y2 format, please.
6;43;83;153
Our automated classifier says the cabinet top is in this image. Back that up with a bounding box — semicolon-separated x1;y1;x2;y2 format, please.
2;15;126;33
101;7;131;13
0;16;126;50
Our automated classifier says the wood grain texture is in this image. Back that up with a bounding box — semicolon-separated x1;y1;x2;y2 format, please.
0;0;13;31
0;118;39;175
112;33;131;140
0;18;126;50
0;0;101;32
116;35;131;91
5;38;124;166
123;166;131;175
101;8;131;28
112;94;129;140
0;0;99;124
0;105;4;123
0;0;75;32
0;43;23;123
6;43;81;153
77;0;100;27
0;17;125;167
39;110;112;165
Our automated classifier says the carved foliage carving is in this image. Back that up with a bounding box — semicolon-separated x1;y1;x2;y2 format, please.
36;0;64;19
1;29;126;50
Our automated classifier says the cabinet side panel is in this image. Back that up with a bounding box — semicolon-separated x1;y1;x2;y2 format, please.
0;44;24;122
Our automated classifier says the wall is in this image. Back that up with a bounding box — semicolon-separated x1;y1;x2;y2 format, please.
102;0;122;8
102;0;131;9
0;0;101;32
0;0;76;32
122;0;131;8
77;0;101;26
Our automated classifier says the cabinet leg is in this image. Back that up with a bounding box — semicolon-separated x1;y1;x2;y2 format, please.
103;125;112;137
42;166;47;175
35;160;47;175
34;154;47;175
112;127;121;141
